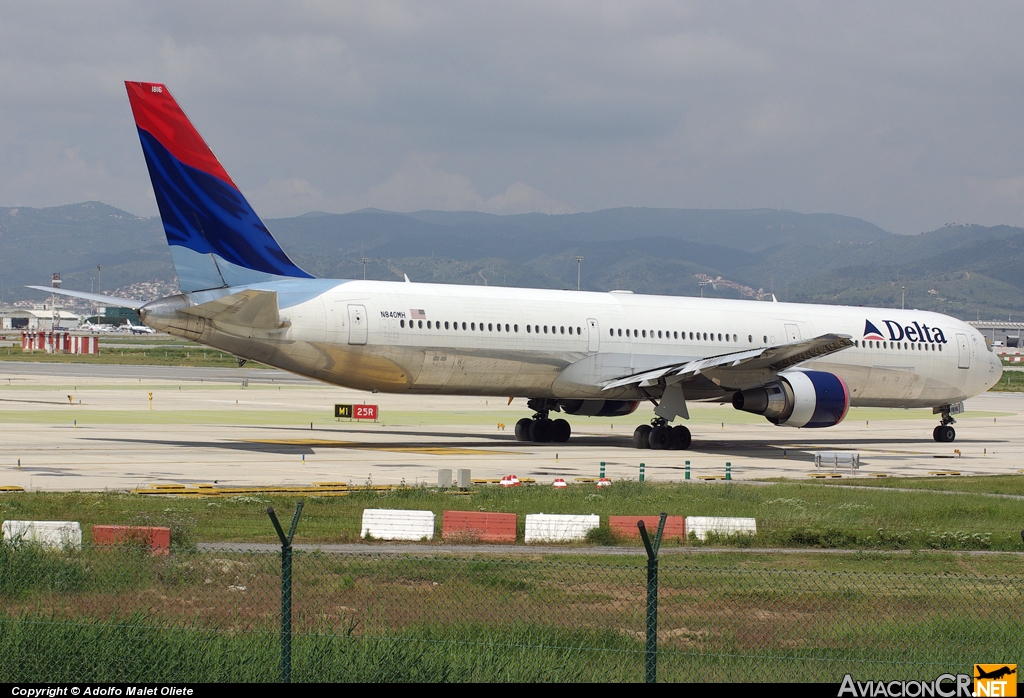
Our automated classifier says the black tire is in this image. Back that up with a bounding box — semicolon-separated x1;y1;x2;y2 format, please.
529;419;552;443
940;425;956;443
551;418;571;442
515;418;533;441
672;425;692;450
633;424;652;449
649;425;672;450
932;425;942;442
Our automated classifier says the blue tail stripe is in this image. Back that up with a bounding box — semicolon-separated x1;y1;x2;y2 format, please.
139;128;311;282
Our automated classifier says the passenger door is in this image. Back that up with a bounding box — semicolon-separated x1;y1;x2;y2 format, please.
956;333;970;369
348;305;367;345
587;318;600;352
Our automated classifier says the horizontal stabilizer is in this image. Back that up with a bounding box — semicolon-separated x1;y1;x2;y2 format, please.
603;333;854;390
181;289;285;329
25;286;145;310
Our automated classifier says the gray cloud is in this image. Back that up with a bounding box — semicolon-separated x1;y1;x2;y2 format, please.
1;2;1023;232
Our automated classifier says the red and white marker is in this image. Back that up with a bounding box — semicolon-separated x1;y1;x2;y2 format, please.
552;478;567;488
597;477;612;487
500;474;521;487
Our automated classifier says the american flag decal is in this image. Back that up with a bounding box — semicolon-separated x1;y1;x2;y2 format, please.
411;309;426;319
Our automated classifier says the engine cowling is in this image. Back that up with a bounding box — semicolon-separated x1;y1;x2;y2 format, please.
731;370;849;428
558;399;640;417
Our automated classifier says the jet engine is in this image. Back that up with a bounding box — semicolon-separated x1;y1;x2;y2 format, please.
731;370;849;428
558;399;640;417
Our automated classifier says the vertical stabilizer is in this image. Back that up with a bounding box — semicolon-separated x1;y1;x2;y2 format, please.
125;81;312;292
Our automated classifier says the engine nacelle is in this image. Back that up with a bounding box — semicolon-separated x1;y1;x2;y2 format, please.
731;370;849;428
558;399;640;417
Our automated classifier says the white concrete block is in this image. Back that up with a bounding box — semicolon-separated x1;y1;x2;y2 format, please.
361;509;435;541
524;513;599;543
685;516;756;541
2;520;82;549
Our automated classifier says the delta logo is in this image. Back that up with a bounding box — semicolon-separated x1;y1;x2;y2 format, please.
975;664;1017;697
864;320;948;344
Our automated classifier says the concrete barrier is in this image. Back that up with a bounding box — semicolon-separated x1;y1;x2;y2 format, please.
685;516;756;541
524;513;599;543
442;511;517;543
92;525;171;553
361;509;435;541
2;520;82;549
609;515;685;540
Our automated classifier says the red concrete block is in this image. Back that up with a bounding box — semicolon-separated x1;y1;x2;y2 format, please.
442;511;517;543
92;525;171;553
609;516;685;541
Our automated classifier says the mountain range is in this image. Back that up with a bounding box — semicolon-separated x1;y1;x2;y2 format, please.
1;202;1021;321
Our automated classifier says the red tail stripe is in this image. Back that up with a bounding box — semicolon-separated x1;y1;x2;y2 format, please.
124;81;237;189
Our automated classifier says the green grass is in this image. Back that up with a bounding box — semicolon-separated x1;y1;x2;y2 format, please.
990;369;1024;391
4;480;1024;551
1;547;1021;682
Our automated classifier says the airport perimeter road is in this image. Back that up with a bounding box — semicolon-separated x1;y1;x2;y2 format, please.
1;361;1022;491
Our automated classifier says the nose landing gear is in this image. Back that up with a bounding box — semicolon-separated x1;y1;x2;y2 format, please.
933;406;957;443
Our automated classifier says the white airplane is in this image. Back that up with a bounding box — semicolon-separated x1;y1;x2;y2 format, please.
125;318;156;335
33;82;1003;449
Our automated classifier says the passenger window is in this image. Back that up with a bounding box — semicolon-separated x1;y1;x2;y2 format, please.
544;326;548;334
577;327;581;335
496;323;501;332
444;321;449;330
488;323;493;331
642;330;647;338
418;320;423;329
471;322;475;330
505;324;510;332
527;325;532;333
609;329;614;337
748;335;753;343
514;324;518;332
400;320;405;328
462;322;467;330
560;326;565;334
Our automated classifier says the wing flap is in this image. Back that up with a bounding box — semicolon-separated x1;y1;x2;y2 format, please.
602;333;853;390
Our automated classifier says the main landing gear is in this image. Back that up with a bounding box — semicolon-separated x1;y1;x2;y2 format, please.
633;418;691;450
933;407;957;443
514;399;571;443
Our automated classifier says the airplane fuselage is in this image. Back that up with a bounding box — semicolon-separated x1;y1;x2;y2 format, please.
141;278;1002;409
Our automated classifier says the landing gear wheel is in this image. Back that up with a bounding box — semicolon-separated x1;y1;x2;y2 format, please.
551;419;571;443
529;419;552;443
671;425;691;450
633;424;652;449
649;425;672;450
515;418;533;442
933;425;956;443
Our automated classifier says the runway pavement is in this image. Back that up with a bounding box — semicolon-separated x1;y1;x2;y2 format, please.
1;361;1021;491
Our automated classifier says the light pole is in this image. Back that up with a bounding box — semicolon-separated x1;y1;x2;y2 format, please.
360;257;370;280
698;280;711;297
575;256;584;291
96;265;102;295
0;274;5;306
901;285;905;310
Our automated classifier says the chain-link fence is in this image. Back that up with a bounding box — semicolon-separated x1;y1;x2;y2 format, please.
1;540;1020;682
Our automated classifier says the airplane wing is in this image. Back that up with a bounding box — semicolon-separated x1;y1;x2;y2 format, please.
180;289;286;329
602;333;854;391
25;286;146;310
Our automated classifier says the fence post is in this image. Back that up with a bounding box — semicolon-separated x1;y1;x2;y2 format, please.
268;502;304;683
637;512;668;683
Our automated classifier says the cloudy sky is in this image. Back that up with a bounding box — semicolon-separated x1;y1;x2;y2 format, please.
1;2;1023;233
